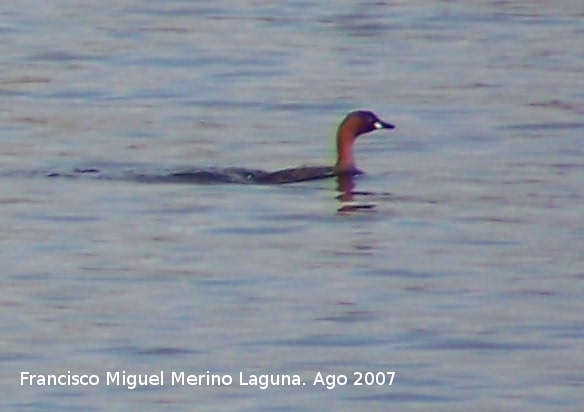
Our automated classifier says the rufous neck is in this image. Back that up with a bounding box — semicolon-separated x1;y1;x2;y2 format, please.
334;131;356;172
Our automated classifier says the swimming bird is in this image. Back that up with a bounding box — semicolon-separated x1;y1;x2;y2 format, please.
253;110;395;184
60;110;395;185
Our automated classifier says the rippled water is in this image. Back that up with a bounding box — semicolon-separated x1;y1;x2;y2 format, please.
1;1;583;411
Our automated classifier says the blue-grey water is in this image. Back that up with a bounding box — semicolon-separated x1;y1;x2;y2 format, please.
1;1;583;411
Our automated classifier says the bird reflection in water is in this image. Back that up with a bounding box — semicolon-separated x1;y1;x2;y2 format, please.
335;173;380;213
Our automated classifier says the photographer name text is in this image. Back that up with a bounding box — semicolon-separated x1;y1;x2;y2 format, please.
21;370;395;390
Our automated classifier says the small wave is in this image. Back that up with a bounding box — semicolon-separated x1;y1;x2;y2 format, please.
8;165;338;185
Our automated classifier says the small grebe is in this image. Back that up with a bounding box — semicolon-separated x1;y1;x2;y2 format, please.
254;110;395;184
59;110;395;185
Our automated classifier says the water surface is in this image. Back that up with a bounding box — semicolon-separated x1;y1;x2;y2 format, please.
1;1;583;411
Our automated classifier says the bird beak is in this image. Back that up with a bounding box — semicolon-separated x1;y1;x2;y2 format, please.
373;120;395;130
